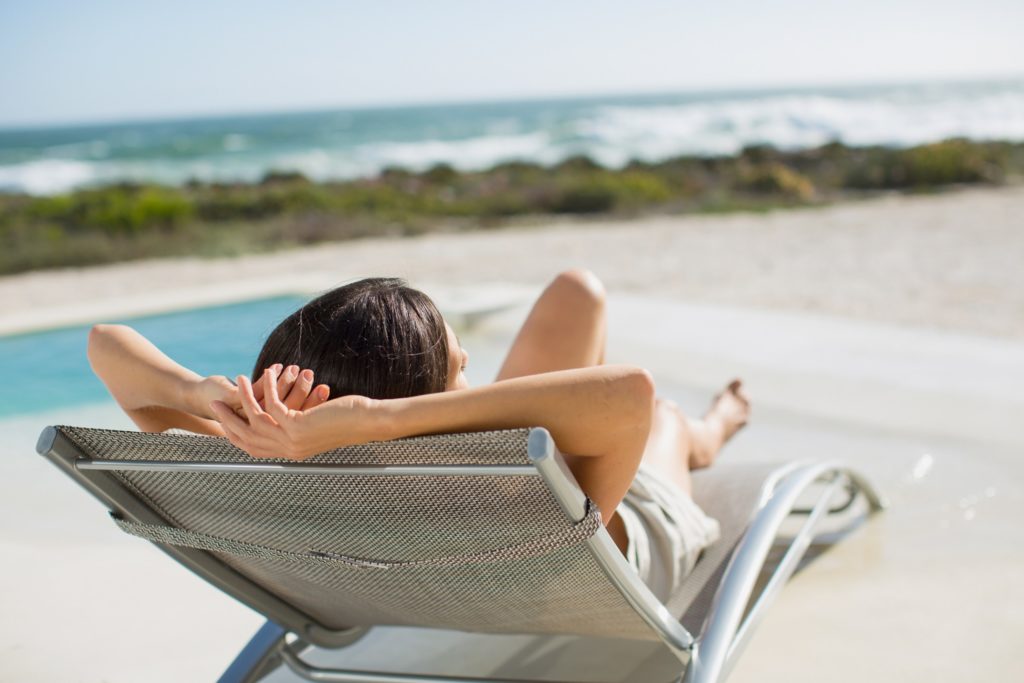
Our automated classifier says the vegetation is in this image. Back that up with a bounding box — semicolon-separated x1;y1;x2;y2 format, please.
2;139;1022;274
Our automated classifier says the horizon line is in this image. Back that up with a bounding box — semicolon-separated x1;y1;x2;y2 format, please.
2;72;1022;134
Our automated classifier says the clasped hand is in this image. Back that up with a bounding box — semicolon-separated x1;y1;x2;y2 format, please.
206;365;331;460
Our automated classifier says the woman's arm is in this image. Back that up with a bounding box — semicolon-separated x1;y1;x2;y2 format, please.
87;325;327;435
212;364;655;530
379;365;655;460
215;364;654;458
88;324;242;435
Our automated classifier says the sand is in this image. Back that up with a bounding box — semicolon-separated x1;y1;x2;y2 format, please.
1;185;1021;338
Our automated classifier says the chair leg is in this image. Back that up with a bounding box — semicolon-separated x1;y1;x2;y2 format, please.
683;464;883;683
218;619;288;683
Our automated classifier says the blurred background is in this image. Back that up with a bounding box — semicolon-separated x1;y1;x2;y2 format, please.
0;1;1022;275
1;2;1021;682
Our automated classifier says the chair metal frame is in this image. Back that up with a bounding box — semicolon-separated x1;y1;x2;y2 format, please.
37;425;884;683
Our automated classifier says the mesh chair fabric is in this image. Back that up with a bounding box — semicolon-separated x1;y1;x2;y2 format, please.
60;426;660;640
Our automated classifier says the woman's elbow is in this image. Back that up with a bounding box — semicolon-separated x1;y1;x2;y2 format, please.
616;366;656;427
87;324;125;370
633;366;657;406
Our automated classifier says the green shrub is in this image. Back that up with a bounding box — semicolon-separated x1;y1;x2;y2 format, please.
903;140;1005;186
260;170;310;185
735;162;815;200
844;140;1009;189
38;185;195;233
609;170;673;206
421;163;459;185
1;138;1021;275
739;144;782;163
474;192;532;217
265;185;334;213
195;189;269;221
25;194;74;222
555;155;602;173
544;173;618;213
490;160;545;183
129;187;194;230
335;183;420;216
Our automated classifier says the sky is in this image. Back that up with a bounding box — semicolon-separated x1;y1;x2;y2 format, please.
1;0;1022;127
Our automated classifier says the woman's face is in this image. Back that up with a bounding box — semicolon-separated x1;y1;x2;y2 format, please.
445;322;470;391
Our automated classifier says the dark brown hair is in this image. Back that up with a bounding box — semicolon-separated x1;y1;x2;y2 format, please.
253;278;450;400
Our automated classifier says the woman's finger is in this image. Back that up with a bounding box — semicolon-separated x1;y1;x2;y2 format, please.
283;369;314;410
250;363;282;403
212;399;288;458
263;367;289;421
250;374;263;403
218;416;246;447
300;384;331;411
210;400;244;426
210;401;251;443
276;365;299;403
218;413;277;458
237;373;267;425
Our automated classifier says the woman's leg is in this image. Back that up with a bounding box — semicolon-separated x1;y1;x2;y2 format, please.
496;269;607;381
496;269;749;475
495;269;749;547
642;384;751;495
496;269;633;543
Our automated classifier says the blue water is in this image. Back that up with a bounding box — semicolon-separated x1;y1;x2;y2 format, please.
2;79;1022;194
0;296;305;418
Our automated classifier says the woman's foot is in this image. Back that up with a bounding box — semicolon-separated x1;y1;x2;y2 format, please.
688;379;751;469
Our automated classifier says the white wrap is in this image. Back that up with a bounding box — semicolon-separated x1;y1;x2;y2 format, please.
617;464;721;602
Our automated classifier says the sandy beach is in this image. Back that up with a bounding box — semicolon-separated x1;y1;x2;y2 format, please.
1;185;1022;339
3;186;1023;682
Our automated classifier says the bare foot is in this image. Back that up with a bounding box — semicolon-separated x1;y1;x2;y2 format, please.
689;379;751;469
707;379;750;441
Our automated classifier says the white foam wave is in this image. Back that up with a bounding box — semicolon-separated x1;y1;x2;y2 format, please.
354;132;555;172
3;84;1023;194
267;149;362;180
0;159;99;195
0;157;269;195
264;132;556;182
580;90;1024;162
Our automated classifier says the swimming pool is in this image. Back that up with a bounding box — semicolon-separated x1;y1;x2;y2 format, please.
0;296;306;417
0;294;510;418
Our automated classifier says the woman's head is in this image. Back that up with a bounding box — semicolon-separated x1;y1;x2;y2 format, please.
254;278;468;400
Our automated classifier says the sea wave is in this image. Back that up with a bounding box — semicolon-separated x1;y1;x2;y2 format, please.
231;132;556;182
0;159;100;195
579;90;1024;164
352;131;556;172
2;82;1022;195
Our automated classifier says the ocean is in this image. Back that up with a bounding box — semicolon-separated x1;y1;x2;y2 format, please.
1;79;1022;195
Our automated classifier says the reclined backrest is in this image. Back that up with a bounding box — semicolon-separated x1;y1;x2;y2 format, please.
41;425;692;650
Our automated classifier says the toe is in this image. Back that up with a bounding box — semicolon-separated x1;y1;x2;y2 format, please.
727;379;750;407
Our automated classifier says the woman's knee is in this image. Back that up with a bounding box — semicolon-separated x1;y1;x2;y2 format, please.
549;269;606;311
656;397;679;413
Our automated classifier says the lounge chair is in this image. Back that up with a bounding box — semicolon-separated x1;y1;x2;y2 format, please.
36;424;884;683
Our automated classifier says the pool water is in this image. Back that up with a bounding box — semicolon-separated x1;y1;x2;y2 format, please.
0;294;511;419
0;296;306;417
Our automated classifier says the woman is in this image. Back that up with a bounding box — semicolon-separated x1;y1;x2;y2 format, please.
88;270;749;600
